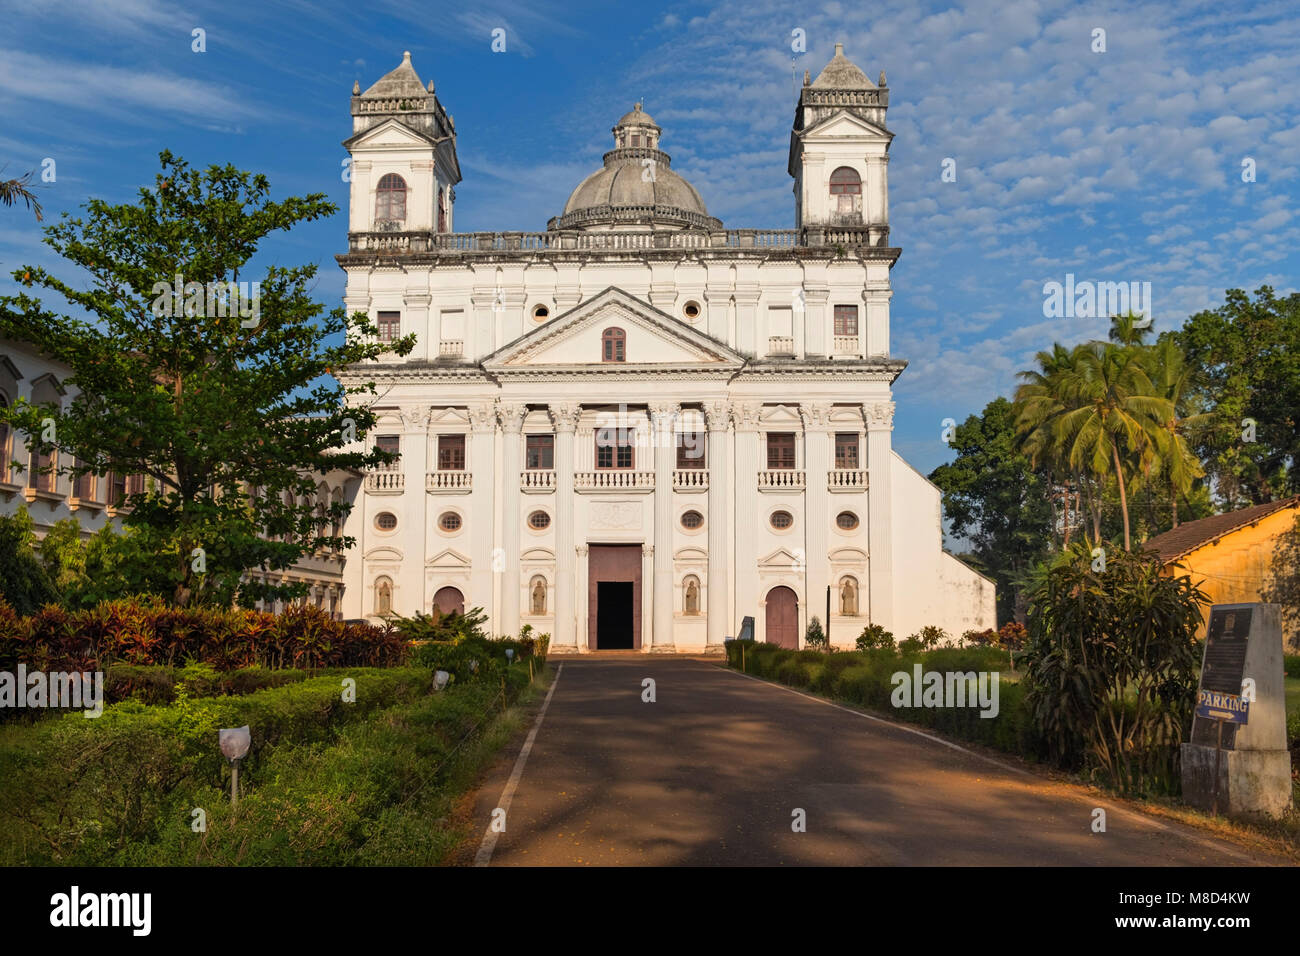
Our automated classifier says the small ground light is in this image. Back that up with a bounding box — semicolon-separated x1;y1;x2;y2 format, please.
434;670;450;690
219;726;251;807
505;648;515;664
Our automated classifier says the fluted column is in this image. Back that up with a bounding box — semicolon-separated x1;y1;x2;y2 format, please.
865;400;895;633
401;407;429;616
801;403;833;643
550;403;580;649
733;402;762;638
497;401;526;638
640;544;654;650
649;401;679;651
468;403;497;634
704;400;732;644
576;544;589;651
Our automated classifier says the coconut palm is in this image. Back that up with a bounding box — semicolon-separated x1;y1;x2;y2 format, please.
1142;337;1207;528
0;169;43;221
1052;342;1171;550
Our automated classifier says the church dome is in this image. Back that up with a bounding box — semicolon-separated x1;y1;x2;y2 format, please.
550;103;721;232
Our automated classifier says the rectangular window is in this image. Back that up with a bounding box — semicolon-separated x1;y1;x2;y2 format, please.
376;434;400;470
377;311;401;344
27;448;54;492
437;434;465;471
596;429;635;469
525;434;554;470
834;305;859;336
107;472;127;507
73;461;94;500
676;430;706;469
766;432;796;470
127;474;146;495
835;433;860;469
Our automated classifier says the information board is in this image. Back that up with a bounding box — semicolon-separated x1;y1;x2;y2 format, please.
1190;607;1252;748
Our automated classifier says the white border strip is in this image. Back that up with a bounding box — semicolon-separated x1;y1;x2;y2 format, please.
473;662;563;867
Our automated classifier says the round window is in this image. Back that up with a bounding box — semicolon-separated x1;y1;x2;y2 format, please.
375;512;397;531
528;510;551;530
836;511;859;530
680;510;704;530
438;512;462;532
770;510;794;530
532;305;550;323
683;301;701;320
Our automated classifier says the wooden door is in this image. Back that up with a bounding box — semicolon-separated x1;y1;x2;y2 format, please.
765;586;798;648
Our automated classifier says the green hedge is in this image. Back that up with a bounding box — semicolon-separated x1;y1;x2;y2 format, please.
726;640;1043;759
0;667;442;864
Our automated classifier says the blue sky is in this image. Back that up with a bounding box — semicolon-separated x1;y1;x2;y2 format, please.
2;0;1297;480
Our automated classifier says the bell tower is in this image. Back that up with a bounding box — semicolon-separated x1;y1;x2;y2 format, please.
788;42;892;246
344;51;462;236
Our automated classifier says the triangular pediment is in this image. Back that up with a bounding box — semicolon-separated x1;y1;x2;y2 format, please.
343;117;439;151
482;287;746;374
802;109;892;142
759;547;803;568
427;548;471;569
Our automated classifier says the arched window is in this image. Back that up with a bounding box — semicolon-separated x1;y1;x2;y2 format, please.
434;586;465;616
602;327;626;363
375;576;393;616
829;167;861;194
375;173;408;224
437;187;447;232
330;487;344;546
830;166;862;218
840;576;858;616
530;576;547;615
684;576;700;615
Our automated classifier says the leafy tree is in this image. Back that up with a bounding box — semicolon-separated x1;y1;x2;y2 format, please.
1021;543;1207;793
1173;287;1300;507
0;168;43;221
929;397;1054;623
0;152;412;607
805;615;828;649
1263;513;1300;651
855;623;894;651
0;507;58;614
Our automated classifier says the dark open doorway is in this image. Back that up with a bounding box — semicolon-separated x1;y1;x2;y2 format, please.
596;581;635;649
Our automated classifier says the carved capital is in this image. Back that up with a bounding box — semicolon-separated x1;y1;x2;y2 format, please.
732;401;763;431
496;401;527;433
642;543;654;557
468;403;497;433
647;401;680;432
548;402;581;433
576;543;589;558
799;401;833;429
865;401;895;430
703;400;732;432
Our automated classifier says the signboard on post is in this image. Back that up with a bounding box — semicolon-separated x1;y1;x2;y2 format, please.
1180;603;1291;819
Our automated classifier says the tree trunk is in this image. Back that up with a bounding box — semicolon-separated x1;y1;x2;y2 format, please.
1111;439;1131;551
1171;485;1179;528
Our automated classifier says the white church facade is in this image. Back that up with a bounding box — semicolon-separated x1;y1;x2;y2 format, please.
335;45;995;651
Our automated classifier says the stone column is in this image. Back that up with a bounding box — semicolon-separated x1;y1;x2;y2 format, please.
550;402;580;649
497;401;526;638
401;407;429;616
865;400;895;633
704;400;732;645
640;544;654;650
468;403;497;634
649;401;679;651
403;292;432;361
576;544;589;652
801;403;833;644
732;402;762;638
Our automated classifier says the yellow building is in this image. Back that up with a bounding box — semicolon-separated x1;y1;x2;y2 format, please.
1145;496;1300;646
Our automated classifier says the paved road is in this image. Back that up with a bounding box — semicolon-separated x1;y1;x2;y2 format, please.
468;658;1286;866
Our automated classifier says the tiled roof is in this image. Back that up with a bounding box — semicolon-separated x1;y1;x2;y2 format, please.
1144;496;1300;562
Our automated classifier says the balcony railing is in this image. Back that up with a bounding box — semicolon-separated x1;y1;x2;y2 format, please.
521;470;555;492
828;469;868;491
426;471;472;493
672;469;709;490
344;226;893;257
833;335;861;356
365;472;405;494
438;340;463;357
768;336;795;356
575;470;655;491
758;469;805;491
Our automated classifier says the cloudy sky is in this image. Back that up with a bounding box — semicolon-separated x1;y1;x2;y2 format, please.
1;0;1296;477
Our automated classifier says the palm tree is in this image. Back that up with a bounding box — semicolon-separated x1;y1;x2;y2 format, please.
0;169;43;221
1053;342;1171;550
1142;337;1206;528
1014;343;1078;544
